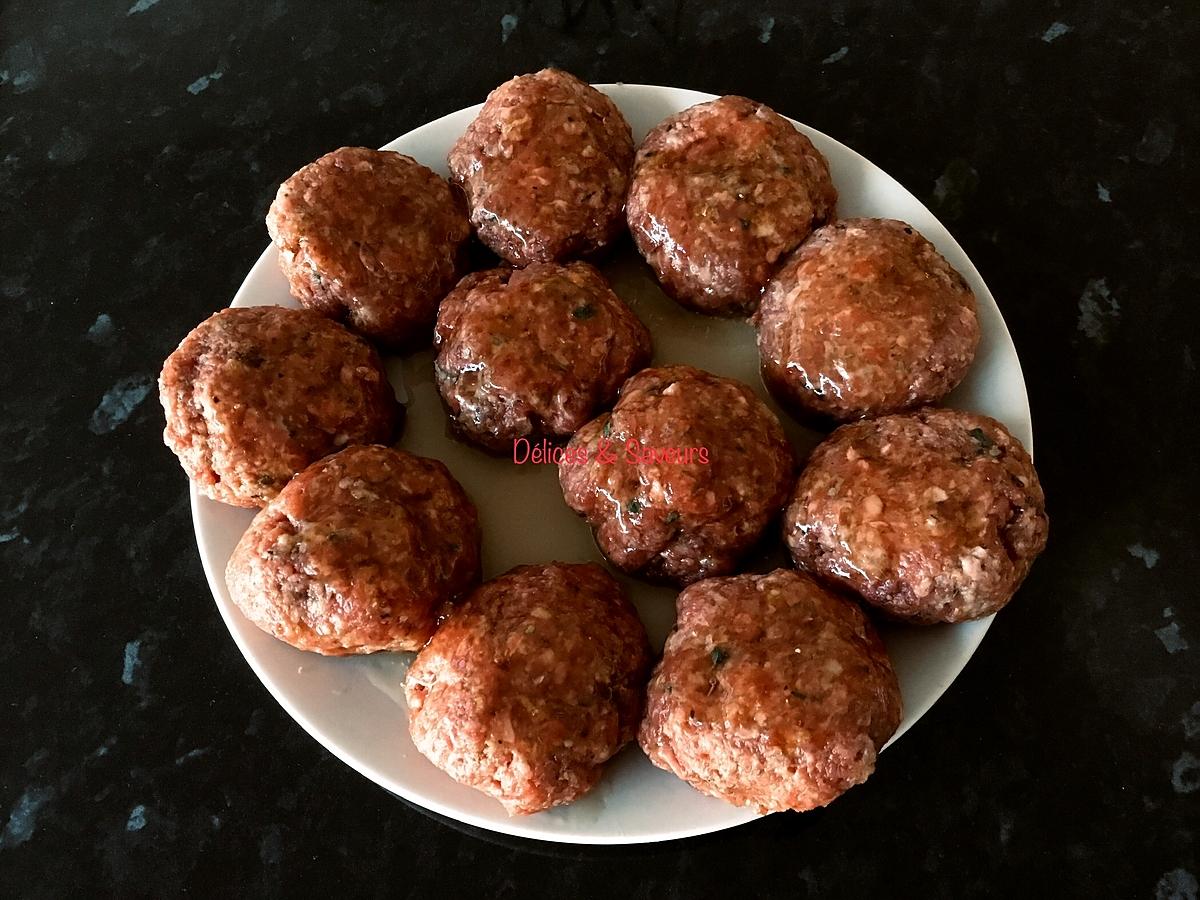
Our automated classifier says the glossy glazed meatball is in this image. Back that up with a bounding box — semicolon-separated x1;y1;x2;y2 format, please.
785;408;1049;623
448;69;634;265
559;366;794;585
266;146;471;349
405;563;652;815
434;262;651;452
756;218;980;422
627;95;836;315
159;306;398;507
639;569;902;813
226;445;480;654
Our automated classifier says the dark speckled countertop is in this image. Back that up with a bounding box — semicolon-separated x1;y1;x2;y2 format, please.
2;1;1197;897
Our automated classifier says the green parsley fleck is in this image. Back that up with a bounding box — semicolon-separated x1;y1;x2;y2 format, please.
572;305;596;320
602;417;613;438
969;427;997;455
626;498;643;516
710;646;730;667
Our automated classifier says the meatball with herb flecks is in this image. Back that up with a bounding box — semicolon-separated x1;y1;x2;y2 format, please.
159;305;399;507
559;365;794;586
434;262;651;452
267;146;471;349
405;563;651;815
226;445;480;655
756;218;979;422
627;95;836;315
639;569;902;813
784;407;1048;623
448;69;634;266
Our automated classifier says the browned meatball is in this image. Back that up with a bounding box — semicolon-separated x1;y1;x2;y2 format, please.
558;366;794;586
266;147;471;349
756;218;980;422
785;408;1049;624
159;306;398;508
226;445;480;654
404;563;651;815
627;95;836;315
448;69;634;266
639;569;902;813
434;262;651;452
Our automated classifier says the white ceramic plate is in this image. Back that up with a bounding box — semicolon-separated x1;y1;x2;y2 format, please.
192;84;1032;845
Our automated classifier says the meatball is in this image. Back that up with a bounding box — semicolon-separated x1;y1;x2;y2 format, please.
785;407;1049;624
434;262;651;452
266;146;471;349
159;306;398;508
756;218;980;422
627;95;836;315
639;569;902;813
448;69;634;266
404;563;651;815
559;365;794;585
226;445;480;654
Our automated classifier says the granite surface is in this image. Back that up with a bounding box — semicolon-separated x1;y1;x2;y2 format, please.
2;0;1198;897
